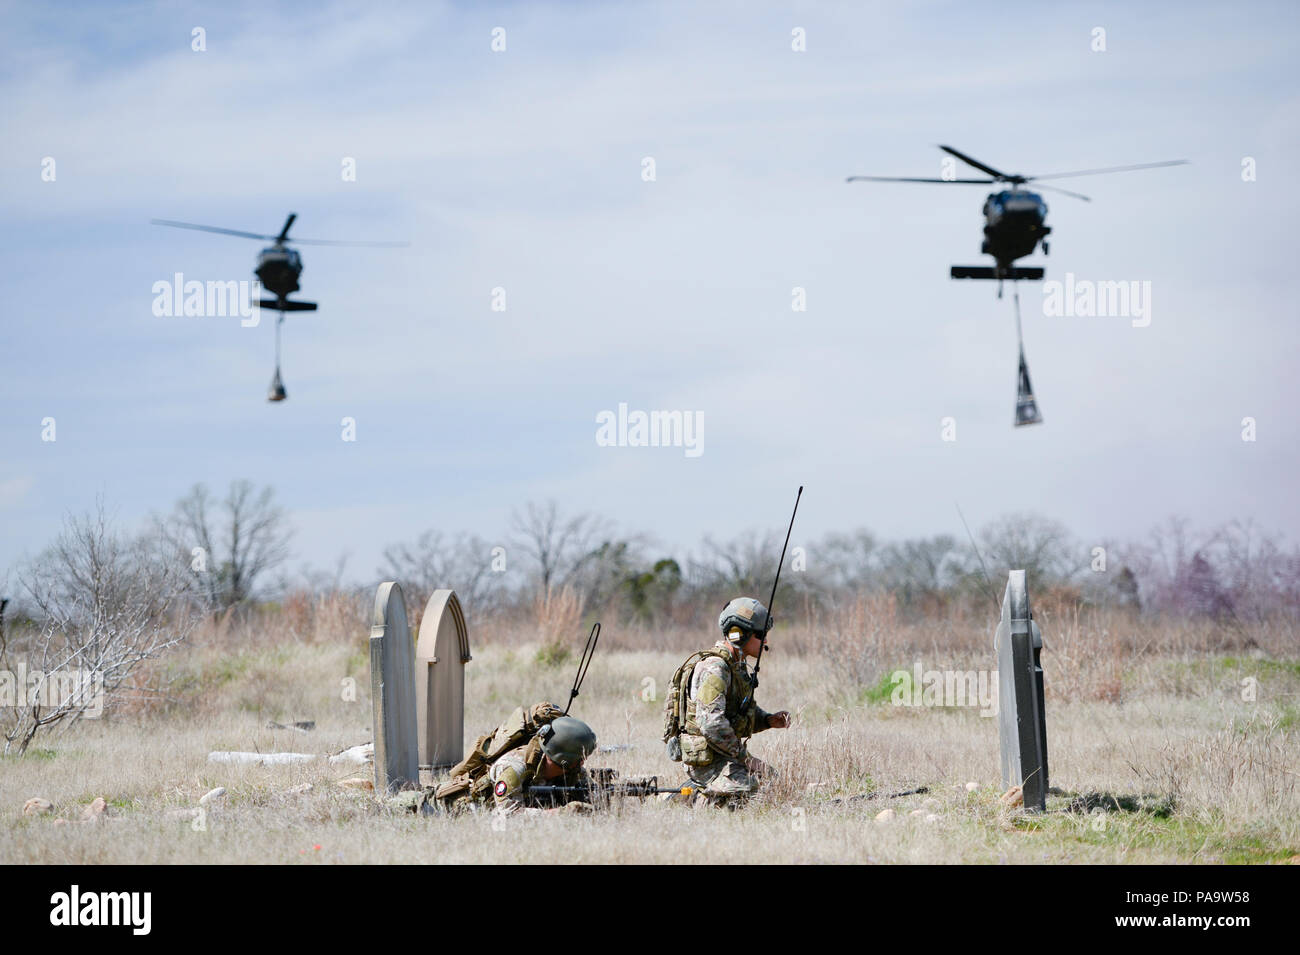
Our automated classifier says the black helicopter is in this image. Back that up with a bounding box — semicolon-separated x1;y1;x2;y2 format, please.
151;213;406;401
847;146;1186;428
847;145;1187;291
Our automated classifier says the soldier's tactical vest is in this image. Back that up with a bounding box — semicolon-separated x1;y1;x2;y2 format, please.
433;701;563;807
663;647;756;767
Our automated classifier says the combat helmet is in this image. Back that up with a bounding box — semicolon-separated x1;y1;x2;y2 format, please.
537;716;597;768
718;596;772;642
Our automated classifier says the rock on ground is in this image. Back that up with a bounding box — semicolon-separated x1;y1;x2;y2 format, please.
23;797;54;816
328;743;374;766
208;751;318;766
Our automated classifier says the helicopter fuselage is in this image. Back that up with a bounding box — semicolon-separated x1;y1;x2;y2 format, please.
255;245;303;300
981;189;1050;271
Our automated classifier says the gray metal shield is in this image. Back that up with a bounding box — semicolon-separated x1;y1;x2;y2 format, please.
994;570;1049;810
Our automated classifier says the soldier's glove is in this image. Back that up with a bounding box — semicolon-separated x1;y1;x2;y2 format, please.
562;801;595;815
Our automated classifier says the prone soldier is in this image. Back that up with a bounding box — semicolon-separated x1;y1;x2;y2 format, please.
432;702;598;816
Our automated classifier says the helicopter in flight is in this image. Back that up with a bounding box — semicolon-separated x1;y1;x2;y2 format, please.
847;145;1187;292
151;213;407;401
846;145;1186;428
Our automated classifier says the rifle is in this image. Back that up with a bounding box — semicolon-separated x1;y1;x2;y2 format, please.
833;785;931;804
526;769;693;805
751;485;803;689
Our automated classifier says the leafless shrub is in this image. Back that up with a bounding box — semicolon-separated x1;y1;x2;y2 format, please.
4;503;201;755
804;592;901;689
533;584;585;660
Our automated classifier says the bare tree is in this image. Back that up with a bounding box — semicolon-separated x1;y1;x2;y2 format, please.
688;532;780;598
5;503;200;755
1205;519;1300;620
816;529;879;590
380;530;506;620
510;500;611;594
976;513;1078;587
158;481;293;612
877;535;961;607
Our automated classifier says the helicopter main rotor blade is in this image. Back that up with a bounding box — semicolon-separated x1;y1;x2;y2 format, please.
287;237;411;247
150;219;278;241
1028;159;1189;182
1034;183;1092;202
938;145;1012;181
276;213;297;243
846;176;994;184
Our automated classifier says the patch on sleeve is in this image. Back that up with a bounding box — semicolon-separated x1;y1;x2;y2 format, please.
495;780;508;797
698;672;727;705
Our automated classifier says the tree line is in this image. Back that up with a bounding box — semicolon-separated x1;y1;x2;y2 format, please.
6;483;1297;638
7;486;1291;754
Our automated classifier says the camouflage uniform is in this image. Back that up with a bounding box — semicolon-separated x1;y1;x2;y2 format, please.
487;737;592;817
431;701;593;817
682;641;773;799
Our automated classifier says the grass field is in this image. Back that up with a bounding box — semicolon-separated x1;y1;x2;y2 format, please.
3;607;1298;865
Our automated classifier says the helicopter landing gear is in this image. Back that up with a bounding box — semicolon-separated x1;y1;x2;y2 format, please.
1042;240;1050;255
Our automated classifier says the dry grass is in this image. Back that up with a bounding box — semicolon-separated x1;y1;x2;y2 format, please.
2;603;1297;864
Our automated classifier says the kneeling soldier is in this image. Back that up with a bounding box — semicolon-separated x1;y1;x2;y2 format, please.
664;596;790;806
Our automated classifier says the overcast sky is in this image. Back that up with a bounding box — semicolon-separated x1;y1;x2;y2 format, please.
1;0;1296;589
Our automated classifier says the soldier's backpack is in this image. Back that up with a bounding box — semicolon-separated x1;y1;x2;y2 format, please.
662;649;724;762
433;701;564;806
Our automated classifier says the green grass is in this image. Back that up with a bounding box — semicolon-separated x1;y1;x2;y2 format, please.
1165;655;1300;683
857;668;902;705
1008;808;1298;864
533;642;572;668
4;641;1297;865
